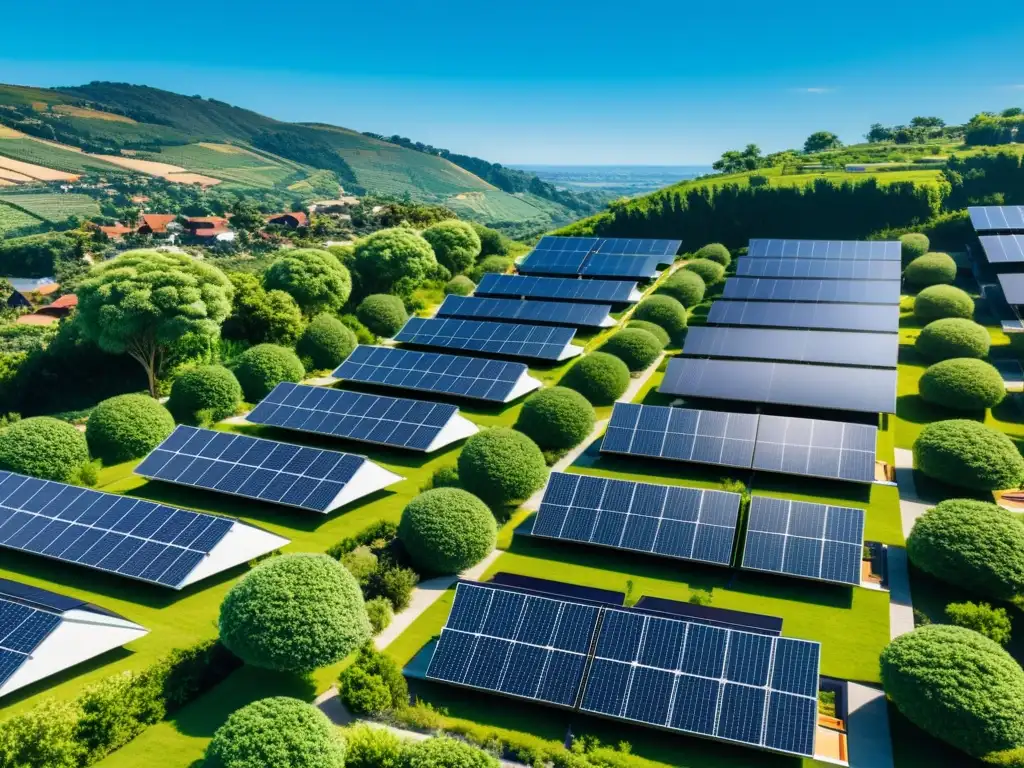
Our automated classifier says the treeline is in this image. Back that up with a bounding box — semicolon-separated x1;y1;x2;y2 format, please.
945;149;1024;206
964;112;1024;146
251;129;361;189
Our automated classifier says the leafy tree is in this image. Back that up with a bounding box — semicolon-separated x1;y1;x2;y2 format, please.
444;275;475;296
296;314;356;370
600;328;663;371
233;344;304;401
561;352;630;405
167;365;242;425
365;597;392;634
913;420;1024;492
458;428;548;507
945;602;1012;645
421;220;481;275
228;199;265;233
222;273;304;346
1002;108;1024;118
263;248;351;315
911;116;946;129
0;416;90;482
803;131;842;153
356;294;409;338
470;223;509;257
918;358;1005;411
712;144;763;173
515;387;596;451
75;250;233;397
866;123;893;143
351;228;437;297
399;488;496;574
85;393;174;463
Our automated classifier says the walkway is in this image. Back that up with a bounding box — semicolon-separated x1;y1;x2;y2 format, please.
846;683;895;768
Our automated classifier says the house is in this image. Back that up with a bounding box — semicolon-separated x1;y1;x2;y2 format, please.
184;216;231;239
36;293;77;319
97;223;133;241
265;212;308;228
5;278;59;309
309;197;359;213
137;214;177;235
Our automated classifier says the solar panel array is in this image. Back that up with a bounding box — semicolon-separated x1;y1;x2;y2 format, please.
660;358;897;414
333;346;533;403
247;382;460;451
979;235;1024;265
751;415;877;483
517;237;599;275
532;472;741;566
0;470;234;587
682;326;899;368
970;206;1024;233
748;239;900;261
395;317;578;361
0;597;60;688
594;238;682;258
707;301;898;332
581;253;662;279
736;258;900;281
136;426;371;513
998;273;1024;305
437;295;612;328
475;273;639;304
722;277;901;305
427;581;821;758
517;236;679;279
742;497;865;586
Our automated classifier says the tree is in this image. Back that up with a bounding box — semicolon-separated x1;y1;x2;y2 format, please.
85;393;174;464
221;273;304;347
295;314;356;370
1002;108;1023;118
421;220;481;275
351;228;437;297
945;602;1012;645
658;269;705;308
404;736;499;768
0;416;90;482
600;328;663;372
561;352;630;405
866;123;893;143
913;420;1024;492
712;144;764;173
356;295;408;338
167;365;243;425
120;207;140;229
683;258;725;286
633;294;688;341
263;249;351;315
233;344;304;402
515;387;596;451
398;488;497;574
457;428;548;507
75;250;233;397
911;116;946;129
803;131;842;153
228;199;265;233
693;243;731;267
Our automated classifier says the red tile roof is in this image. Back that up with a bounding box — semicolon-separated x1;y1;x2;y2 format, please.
99;224;133;238
16;314;58;326
46;294;78;310
266;211;308;227
139;214;176;233
186;216;230;227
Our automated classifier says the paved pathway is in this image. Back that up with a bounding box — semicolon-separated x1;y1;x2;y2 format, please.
846;683;895;768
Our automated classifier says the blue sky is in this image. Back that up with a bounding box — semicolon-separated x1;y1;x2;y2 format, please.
3;0;1023;164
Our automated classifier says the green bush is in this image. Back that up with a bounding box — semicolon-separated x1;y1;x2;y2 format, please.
515;386;596;450
340;314;376;345
365;563;418;611
344;725;404;768
218;553;371;673
365;597;392;634
356;294;408;338
900;233;930;265
904;252;957;287
946;601;1012;645
233;344;304;402
76;670;164;762
203;697;346;768
906;499;1024;601
633;294;688;341
444;275;476;296
0;699;85;768
471;223;509;257
458;428;548;506
352;228;438;297
398;488;497;574
658;269;706;308
0;416;89;482
469;255;511;282
404;736;500;768
222;272;304;346
880;625;1024;759
915;318;991;362
913;284;975;322
560;352;630;405
694;243;731;267
85;393;174;464
919;358;1005;411
422;220;482;275
264;248;352;314
913;420;1024;491
338;644;408;716
296;314;356;370
683;258;725;285
599;328;662;372
167;365;243;425
626;320;670;346
427;464;460;490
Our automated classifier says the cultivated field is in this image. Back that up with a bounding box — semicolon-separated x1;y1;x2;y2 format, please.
0;137;127;176
0;192;100;221
0;201;42;233
137;143;299;188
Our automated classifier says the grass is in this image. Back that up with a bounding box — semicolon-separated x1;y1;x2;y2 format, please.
0;199;41;233
0;138;129;175
0;192;100;221
137;144;301;189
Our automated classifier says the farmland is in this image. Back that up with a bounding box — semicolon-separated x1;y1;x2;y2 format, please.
0;192;100;221
0;137;127;175
0;200;41;233
138;143;301;188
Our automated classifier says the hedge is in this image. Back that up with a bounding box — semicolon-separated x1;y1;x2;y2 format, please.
458;428;548;506
85;394;174;464
599;328;662;371
398;488;496;574
233;344;304;402
945;601;1012;645
296;313;356;370
915;318;991;362
344;725;405;768
0;416;89;482
904;251;957;287
218;553;371;673
560;352;630;405
356;294;408;338
632;294;688;341
263;248;352;314
694;243;731;267
422;220;482;275
626;320;670;346
919;358;1005;411
167;365;243;426
444;275;476;296
515;387;595;450
683;258;725;285
900;232;930;265
913;284;975;322
913;419;1024;491
880;625;1024;759
404;736;500;768
338;644;408;716
657;269;706;308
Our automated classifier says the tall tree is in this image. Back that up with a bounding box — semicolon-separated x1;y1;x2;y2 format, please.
866;123;893;143
803;131;842;153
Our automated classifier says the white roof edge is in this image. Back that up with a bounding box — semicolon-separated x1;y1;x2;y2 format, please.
178;522;289;589
557;343;585;361
627;287;644;302
505;373;543;402
426;413;479;452
599;315;618;328
327;461;404;512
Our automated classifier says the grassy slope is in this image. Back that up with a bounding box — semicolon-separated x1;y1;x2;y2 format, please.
0;201;42;233
0;192;100;221
0;137;129;175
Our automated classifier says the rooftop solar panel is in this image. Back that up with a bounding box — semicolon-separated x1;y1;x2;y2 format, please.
436;295;614;328
736;258;901;281
246;383;478;453
474;273;641;304
970;206;1024;233
707;300;898;333
332;345;540;403
980;235;1024;265
660;357;897;414
722;277;901;304
752;415;877;484
395;317;581;362
741;496;864;586
682;326;899;368
748;239;900;261
531;472;741;566
998;273;1024;305
135;426;403;514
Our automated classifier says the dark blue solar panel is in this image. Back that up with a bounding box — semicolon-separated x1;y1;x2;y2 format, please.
594;237;681;259
475;273;639;304
970;206;1024;233
735;258;901;280
395;317;577;361
518;237;678;277
752;415;877;484
437;295;612;328
722;277;901;304
707;300;899;332
0;597;61;687
747;239;900;261
580;254;661;279
681;326;899;368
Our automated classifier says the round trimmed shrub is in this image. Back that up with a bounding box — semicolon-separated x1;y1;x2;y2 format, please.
351;228;437;297
900;233;930;265
626;320;670;347
404;736;500;768
167;365;243;425
233;344;305;402
356;294;408;338
561;352;630;405
880;625;1024;759
86;394;174;463
515;386;596;450
295;314;356;370
0;417;89;482
398;488;497;574
683;258;725;285
913;284;974;322
658;269;706;308
907;499;1024;601
345;725;404;768
457;428;548;506
599;328;662;372
915;318;990;362
218;553;371;673
421;220;481;275
919;358;1005;411
694;243;731;267
444;275;476;296
904;252;957;287
203;697;346;768
913;419;1024;491
633;294;688;341
263;248;351;314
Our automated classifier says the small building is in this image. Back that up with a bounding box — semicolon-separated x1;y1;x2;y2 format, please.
97;223;133;241
5;277;59;309
130;195;150;204
265;211;308;228
15;313;59;327
137;214;177;235
309;197;359;213
184;216;232;239
36;293;77;319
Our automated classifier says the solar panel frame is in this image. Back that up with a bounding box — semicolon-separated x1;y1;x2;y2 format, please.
747;239;900;261
735;258;901;281
681;326;899;368
970;206;1024;233
436;295;613;328
752;415;877;484
475;273;639;304
981;235;1024;266
395;317;578;361
722;277;901;304
998;273;1024;306
0;598;61;688
707;300;899;333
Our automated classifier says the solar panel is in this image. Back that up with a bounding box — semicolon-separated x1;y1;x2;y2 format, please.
742;496;864;586
998;273;1024;305
981;235;1024;265
531;472;741;566
682;326;899;368
475;273;640;304
752;415;877;484
247;382;476;453
593;237;681;259
0;597;60;688
722;277;900;304
748;239;900;261
580;254;661;279
135;426;402;514
395;317;580;362
517;237;598;275
332;345;539;403
736;258;900;281
970;206;1024;233
518;237;677;277
436;295;614;328
601;403;758;469
707;300;898;332
660;358;897;414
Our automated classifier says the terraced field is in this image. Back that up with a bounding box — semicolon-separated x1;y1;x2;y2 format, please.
0;137;127;175
138;144;301;188
0;201;41;233
0;192;100;221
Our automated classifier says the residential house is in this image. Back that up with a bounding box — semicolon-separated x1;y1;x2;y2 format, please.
137;214;177;235
184;216;231;238
97;223;133;241
5;278;59;309
265;212;308;228
16;294;76;327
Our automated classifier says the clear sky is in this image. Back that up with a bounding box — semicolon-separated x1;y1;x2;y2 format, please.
3;0;1023;165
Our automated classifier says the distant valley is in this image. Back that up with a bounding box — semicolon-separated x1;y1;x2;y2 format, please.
515;165;712;196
